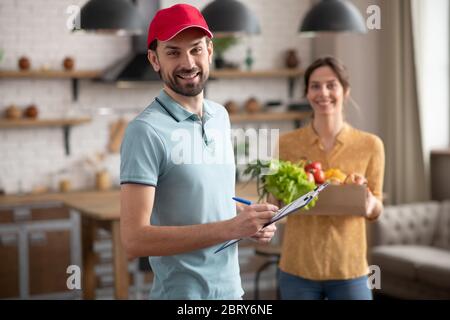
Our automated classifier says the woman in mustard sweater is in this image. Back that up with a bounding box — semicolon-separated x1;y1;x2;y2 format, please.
277;56;385;300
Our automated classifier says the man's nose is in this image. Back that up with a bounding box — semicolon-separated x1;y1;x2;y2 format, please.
180;52;196;69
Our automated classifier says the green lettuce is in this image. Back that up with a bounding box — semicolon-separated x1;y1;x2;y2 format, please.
244;159;317;210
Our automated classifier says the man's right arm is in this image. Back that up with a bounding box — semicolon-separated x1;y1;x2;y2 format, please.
120;183;278;259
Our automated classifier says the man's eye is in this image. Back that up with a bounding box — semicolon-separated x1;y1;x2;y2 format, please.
192;47;202;54
311;84;320;90
167;51;179;56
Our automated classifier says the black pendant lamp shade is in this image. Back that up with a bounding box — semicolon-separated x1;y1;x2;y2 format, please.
201;0;261;36
300;0;366;34
77;0;144;35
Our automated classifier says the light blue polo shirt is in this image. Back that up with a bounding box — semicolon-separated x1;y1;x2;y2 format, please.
120;90;243;300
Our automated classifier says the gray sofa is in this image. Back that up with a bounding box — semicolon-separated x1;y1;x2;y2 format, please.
370;201;450;299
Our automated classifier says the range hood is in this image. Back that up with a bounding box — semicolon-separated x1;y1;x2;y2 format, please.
82;0;161;83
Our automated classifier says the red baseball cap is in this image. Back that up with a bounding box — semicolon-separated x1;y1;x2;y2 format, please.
147;4;213;48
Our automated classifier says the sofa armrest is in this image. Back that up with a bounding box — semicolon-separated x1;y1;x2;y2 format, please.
370;202;441;247
433;200;450;250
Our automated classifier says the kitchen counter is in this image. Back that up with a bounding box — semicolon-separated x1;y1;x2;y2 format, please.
0;189;119;208
0;182;260;213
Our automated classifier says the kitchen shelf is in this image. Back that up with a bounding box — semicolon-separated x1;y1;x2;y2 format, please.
0;117;91;128
0;69;102;101
230;111;311;123
210;68;303;79
0;70;101;78
210;68;303;98
0;117;92;155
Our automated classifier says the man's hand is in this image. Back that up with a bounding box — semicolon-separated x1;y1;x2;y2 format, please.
250;223;277;244
231;203;278;240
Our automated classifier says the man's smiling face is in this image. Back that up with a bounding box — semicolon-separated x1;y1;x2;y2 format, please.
148;28;213;97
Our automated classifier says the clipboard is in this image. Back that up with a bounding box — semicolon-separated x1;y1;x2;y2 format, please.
214;182;329;253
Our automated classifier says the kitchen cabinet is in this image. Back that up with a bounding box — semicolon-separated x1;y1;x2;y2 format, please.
0;203;81;299
0;190;138;299
28;206;73;296
0;210;20;298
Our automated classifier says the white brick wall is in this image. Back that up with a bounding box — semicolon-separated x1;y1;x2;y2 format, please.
0;0;312;194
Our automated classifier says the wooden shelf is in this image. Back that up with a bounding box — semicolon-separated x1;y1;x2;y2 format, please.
230;111;311;123
0;117;91;128
0;70;102;101
0;70;101;79
210;68;303;79
210;69;303;98
0;117;92;156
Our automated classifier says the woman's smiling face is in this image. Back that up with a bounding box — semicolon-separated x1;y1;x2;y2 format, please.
306;66;349;117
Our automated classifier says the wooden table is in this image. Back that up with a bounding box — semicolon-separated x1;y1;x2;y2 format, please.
62;191;126;300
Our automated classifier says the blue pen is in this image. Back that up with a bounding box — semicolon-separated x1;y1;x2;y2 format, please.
232;197;252;206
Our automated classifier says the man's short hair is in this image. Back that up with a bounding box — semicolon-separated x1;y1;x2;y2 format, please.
148;37;211;52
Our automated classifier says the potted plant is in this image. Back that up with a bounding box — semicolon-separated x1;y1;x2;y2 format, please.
212;36;238;69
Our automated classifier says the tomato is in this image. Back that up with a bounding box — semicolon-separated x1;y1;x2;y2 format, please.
313;169;326;184
305;161;322;173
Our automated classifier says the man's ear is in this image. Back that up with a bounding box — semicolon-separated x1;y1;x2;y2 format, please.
148;49;160;72
207;39;213;65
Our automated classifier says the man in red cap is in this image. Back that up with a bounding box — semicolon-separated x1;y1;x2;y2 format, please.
120;4;277;300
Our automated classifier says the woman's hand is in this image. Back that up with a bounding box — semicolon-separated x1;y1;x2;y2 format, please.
345;173;382;220
365;189;382;220
344;173;368;185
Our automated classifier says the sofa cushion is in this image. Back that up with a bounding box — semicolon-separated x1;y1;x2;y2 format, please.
376;271;450;299
371;245;446;281
432;200;450;250
415;251;450;289
373;202;440;246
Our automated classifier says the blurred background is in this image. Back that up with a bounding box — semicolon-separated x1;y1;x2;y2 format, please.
0;0;449;300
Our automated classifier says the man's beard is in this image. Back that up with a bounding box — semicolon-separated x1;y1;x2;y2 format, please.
161;67;208;97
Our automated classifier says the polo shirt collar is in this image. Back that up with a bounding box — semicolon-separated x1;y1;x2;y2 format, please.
155;90;215;122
